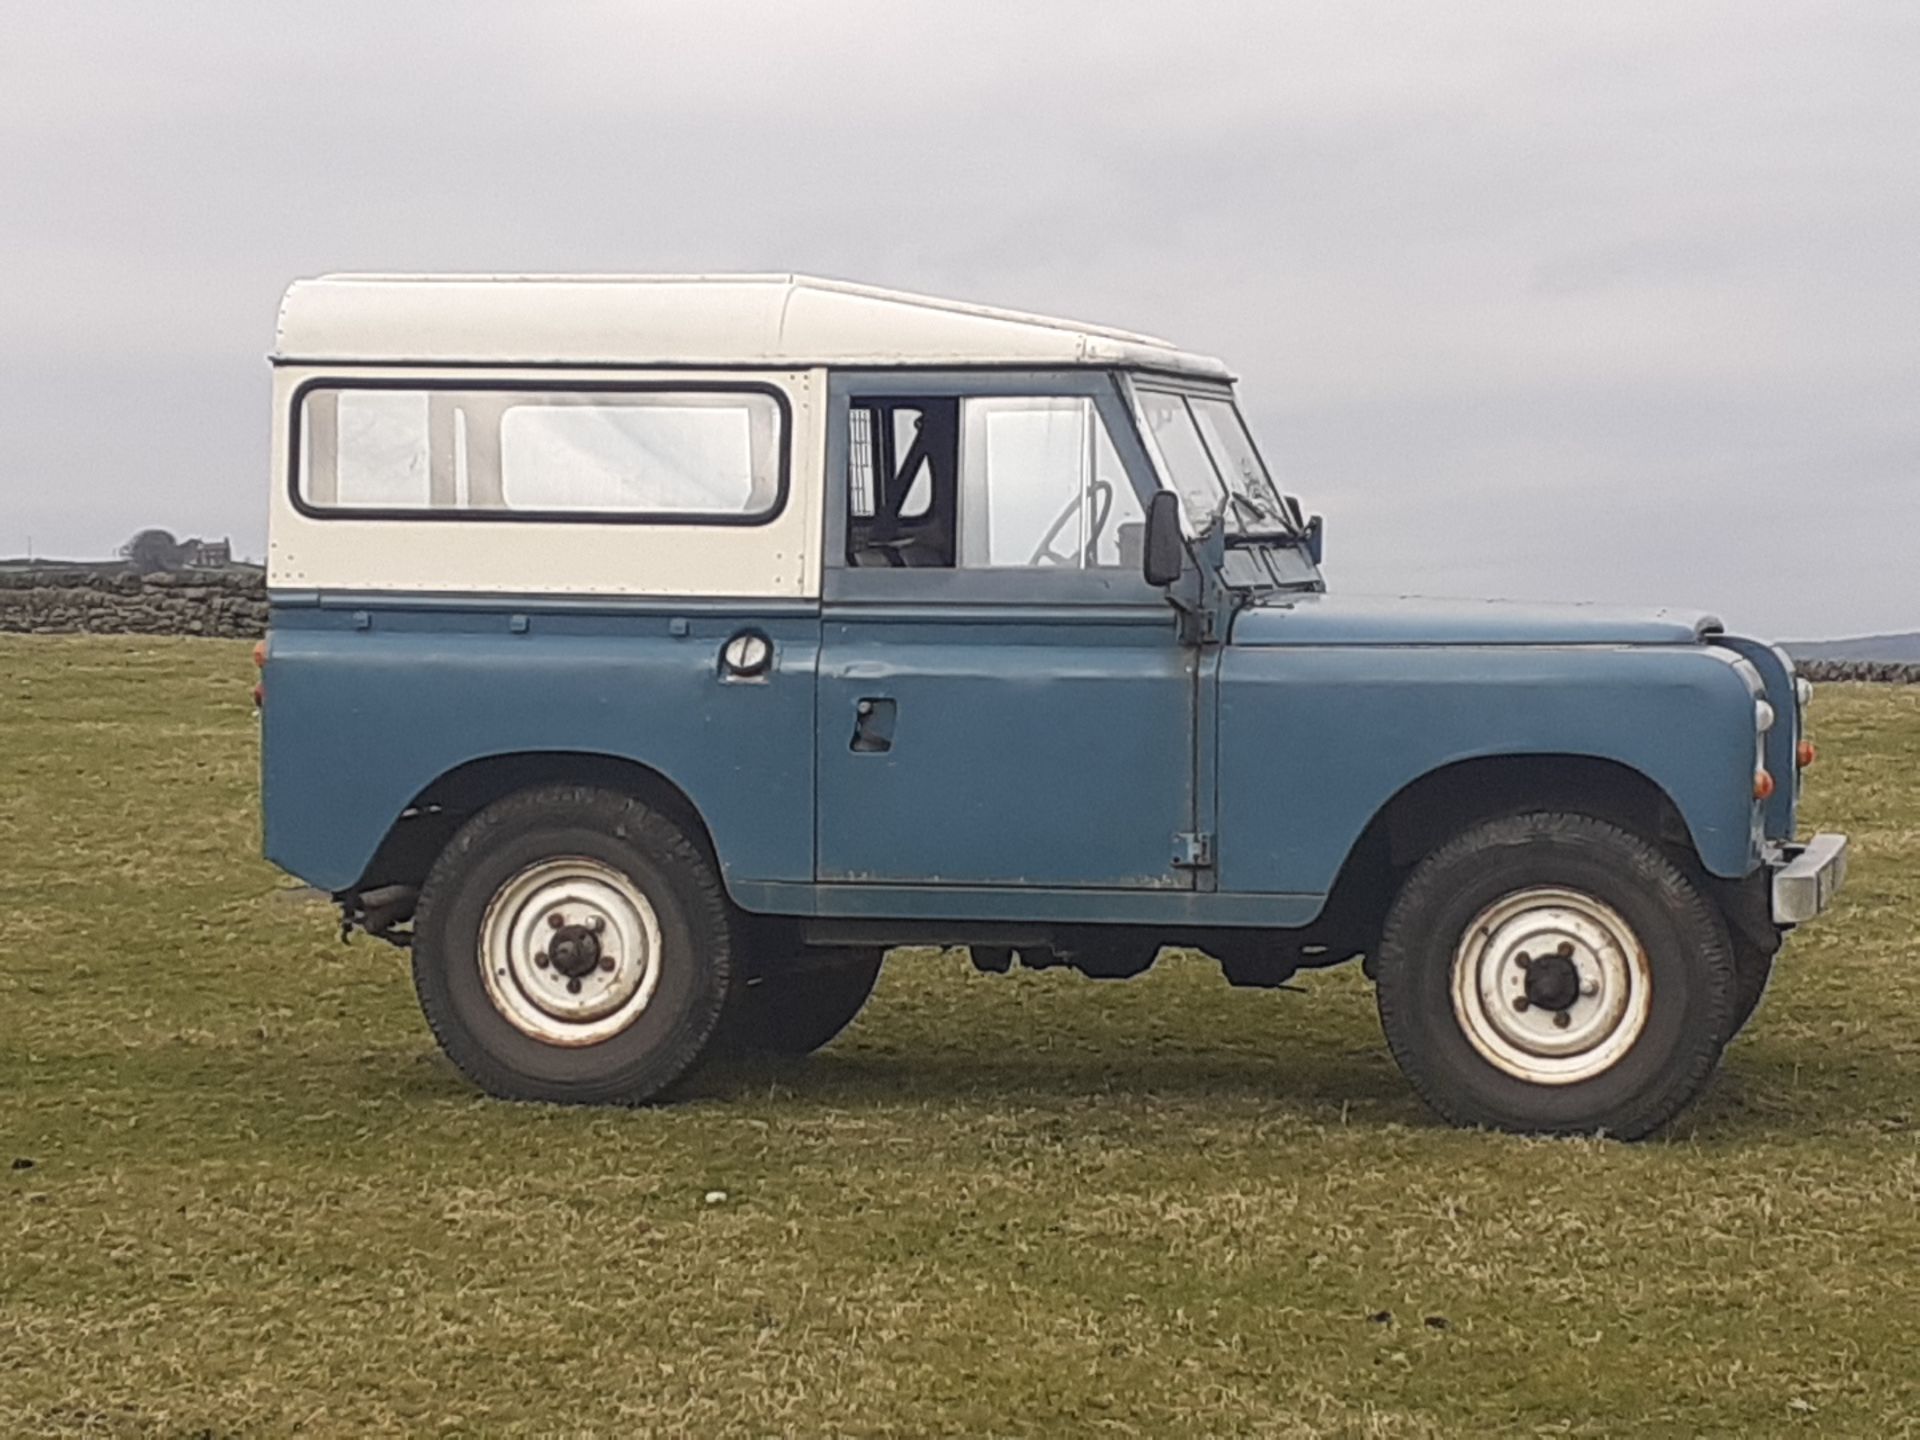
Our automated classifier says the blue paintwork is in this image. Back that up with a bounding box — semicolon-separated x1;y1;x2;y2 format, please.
1229;593;1720;648
262;598;821;894
730;880;1321;927
1215;638;1765;898
815;610;1195;888
264;585;1772;917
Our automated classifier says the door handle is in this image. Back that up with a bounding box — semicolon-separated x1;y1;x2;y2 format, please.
851;697;897;753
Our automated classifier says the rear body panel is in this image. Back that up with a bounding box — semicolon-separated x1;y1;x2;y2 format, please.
262;597;821;895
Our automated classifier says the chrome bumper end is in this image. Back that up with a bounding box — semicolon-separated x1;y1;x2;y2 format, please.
1769;833;1849;925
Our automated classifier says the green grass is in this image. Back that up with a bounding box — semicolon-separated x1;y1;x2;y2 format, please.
2;635;1916;1437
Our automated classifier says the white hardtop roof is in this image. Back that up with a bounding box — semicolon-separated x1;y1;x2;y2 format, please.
274;273;1233;379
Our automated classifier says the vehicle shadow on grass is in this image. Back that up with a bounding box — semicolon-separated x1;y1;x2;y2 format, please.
308;1011;1901;1141
676;1042;1420;1119
676;1045;1895;1141
1688;1032;1920;1137
45;1026;1879;1166
106;1002;1889;1145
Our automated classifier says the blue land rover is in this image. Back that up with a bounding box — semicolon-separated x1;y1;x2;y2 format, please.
259;273;1847;1137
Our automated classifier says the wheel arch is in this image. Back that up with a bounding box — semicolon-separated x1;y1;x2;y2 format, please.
1370;752;1694;870
1311;752;1703;956
351;750;722;895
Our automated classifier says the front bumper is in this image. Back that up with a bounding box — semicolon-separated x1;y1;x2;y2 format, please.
1769;833;1849;925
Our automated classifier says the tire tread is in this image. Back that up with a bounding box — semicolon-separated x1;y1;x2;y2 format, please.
1375;811;1735;1139
411;784;732;1104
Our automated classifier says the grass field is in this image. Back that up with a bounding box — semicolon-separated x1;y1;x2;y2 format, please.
2;635;1916;1437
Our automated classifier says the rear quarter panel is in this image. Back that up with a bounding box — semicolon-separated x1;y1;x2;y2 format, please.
261;601;819;894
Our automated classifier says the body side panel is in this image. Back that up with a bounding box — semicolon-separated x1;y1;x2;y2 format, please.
814;611;1196;889
1214;643;1765;894
261;599;821;893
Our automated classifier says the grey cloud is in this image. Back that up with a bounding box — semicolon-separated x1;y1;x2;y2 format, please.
1;0;1915;635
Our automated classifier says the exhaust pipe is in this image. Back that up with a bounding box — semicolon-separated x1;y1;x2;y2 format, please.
337;884;420;947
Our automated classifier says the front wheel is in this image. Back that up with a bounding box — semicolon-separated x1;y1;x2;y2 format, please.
1729;936;1777;1035
1374;812;1736;1139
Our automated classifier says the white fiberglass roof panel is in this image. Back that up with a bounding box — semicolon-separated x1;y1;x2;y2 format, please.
274;273;1231;379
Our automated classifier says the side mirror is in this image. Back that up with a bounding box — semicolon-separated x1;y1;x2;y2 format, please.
1142;491;1184;587
1303;514;1324;566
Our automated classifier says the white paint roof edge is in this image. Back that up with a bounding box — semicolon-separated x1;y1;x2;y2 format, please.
273;273;1234;379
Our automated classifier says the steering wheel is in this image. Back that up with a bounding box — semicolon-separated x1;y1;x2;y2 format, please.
1027;480;1116;566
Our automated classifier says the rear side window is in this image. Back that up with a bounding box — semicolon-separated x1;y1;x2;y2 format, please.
295;385;786;522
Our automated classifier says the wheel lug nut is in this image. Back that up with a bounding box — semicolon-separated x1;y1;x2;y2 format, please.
548;913;565;930
1515;952;1531;968
534;952;550;969
599;955;616;972
1512;996;1530;1012
1553;1010;1572;1029
1581;979;1598;997
1557;941;1575;958
587;916;605;933
567;979;582;995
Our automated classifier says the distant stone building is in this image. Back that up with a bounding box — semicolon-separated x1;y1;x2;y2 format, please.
119;530;238;574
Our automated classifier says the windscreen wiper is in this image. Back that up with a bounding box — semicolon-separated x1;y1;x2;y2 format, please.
1220;491;1303;545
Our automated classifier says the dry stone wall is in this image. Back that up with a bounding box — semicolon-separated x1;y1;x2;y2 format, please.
0;569;268;638
1796;659;1920;685
1;568;1915;680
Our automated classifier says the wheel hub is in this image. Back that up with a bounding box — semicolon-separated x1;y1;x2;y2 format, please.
1450;887;1653;1086
546;924;604;979
478;858;663;1047
1521;950;1581;1012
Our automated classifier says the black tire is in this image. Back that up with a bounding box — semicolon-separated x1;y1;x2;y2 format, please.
1729;937;1776;1035
1374;812;1736;1139
721;949;883;1055
411;785;732;1104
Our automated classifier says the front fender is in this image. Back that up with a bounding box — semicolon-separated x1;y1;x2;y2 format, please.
1215;643;1763;897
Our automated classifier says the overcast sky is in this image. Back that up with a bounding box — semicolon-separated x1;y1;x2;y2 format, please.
3;1;1915;637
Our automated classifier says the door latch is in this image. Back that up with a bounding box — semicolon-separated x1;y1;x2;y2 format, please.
851;697;897;753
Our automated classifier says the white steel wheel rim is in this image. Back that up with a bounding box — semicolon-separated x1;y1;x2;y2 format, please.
478;857;664;1047
1450;886;1652;1086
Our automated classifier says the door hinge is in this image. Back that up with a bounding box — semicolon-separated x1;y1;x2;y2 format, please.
1177;606;1222;646
1173;831;1214;869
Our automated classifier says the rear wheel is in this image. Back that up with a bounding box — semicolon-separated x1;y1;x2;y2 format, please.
411;785;732;1103
722;949;883;1055
1374;812;1735;1138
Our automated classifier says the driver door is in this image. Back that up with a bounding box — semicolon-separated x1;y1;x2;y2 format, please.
814;371;1202;892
